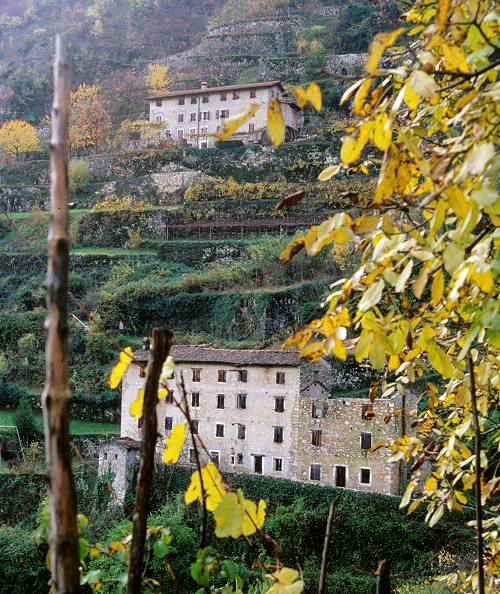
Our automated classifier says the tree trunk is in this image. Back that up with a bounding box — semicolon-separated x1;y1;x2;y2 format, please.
127;328;173;594
42;36;80;593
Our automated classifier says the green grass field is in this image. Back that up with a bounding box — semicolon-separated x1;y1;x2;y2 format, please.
0;410;119;436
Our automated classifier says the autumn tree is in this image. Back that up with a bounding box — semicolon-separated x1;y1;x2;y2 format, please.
0;119;40;159
146;63;172;95
69;83;112;151
275;1;499;592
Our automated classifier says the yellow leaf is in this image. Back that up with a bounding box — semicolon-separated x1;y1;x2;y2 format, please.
109;347;133;389
374;145;398;204
267;98;285;146
455;490;467;505
213;489;265;538
163;422;186;464
437;0;450;26
366;28;405;74
306;82;322;111
185;462;226;511
266;567;304;594
158;387;169;400
424;477;438;492
369;339;386;370
388;354;400;371
412;265;429;299
408;499;423;514
430;269;444;306
341;121;372;165
405;70;437;110
216;104;260;141
130;388;144;420
293;85;309;109
353;78;372;115
280;237;305;263
427;344;454;378
442;44;470;73
403;83;420;111
358;278;385;312
317;164;341;181
395;260;413;293
371;112;391;150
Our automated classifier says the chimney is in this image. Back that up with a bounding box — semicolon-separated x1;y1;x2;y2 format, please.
200;81;208;89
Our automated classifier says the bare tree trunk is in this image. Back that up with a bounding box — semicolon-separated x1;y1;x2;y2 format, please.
318;497;336;594
468;354;485;594
127;328;173;594
375;559;391;594
42;36;80;593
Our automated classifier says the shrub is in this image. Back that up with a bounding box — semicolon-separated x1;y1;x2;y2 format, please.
0;375;30;409
0;526;48;593
92;194;151;213
13;395;40;441
68;158;91;194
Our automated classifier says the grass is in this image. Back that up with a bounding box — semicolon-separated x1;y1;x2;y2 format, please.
71;246;157;256
0;410;119;436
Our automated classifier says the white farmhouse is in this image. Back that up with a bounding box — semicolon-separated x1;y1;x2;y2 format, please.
147;80;301;147
100;345;417;501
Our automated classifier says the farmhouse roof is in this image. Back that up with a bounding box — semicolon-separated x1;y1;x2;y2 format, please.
147;80;284;100
133;345;302;367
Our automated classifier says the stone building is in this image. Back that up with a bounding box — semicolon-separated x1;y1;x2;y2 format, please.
147;80;302;147
100;346;416;501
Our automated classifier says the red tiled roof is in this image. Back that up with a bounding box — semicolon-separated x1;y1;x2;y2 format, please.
147;80;283;100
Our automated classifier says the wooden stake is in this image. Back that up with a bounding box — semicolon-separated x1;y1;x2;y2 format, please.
42;35;80;593
375;559;391;594
127;328;173;594
318;497;336;594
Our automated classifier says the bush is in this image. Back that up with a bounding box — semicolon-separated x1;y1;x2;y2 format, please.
68;158;91;194
0;375;31;409
12;395;40;441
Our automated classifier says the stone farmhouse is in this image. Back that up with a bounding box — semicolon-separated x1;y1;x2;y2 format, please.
100;346;416;501
147;80;302;147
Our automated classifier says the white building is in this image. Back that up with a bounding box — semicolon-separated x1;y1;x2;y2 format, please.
147;80;301;147
100;346;416;500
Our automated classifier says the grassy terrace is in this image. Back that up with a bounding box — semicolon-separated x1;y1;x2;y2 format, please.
0;410;119;436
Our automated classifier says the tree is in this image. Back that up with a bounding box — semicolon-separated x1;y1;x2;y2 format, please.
13;395;40;442
69;90;112;151
0;119;40;158
146;64;172;95
278;1;499;592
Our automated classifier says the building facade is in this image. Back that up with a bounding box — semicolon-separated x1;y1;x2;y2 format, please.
147;81;301;147
101;346;416;500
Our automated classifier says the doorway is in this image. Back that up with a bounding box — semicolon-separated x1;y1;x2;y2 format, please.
254;455;263;474
335;465;346;487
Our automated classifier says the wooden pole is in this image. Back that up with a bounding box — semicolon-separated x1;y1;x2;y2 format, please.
42;35;80;593
375;559;391;594
127;328;173;594
318;497;336;594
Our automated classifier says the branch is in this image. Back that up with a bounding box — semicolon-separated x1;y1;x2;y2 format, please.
318;497;336;594
42;35;80;594
468;354;485;594
127;328;173;594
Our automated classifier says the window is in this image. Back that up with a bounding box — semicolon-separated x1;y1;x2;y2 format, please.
178;97;185;105
361;404;374;420
201;141;207;148
177;129;184;140
191;420;199;435
155;115;162;123
276;371;286;385
218;370;226;382
236;393;247;409
201;126;208;135
202;111;210;120
155;99;162;106
192;368;201;382
312;401;323;418
216;110;220;119
313;370;319;381
220;109;229;118
103;452;108;461
189;448;196;463
217;394;225;409
274;397;285;413
202;95;209;103
237;424;246;439
165;417;173;431
248;123;255;132
273;426;284;443
165;129;171;139
311;429;322;447
210;451;220;466
237;453;244;464
233;91;240;100
190;96;197;104
177;113;184;123
310;464;321;481
216;423;224;437
220;92;227;101
361;432;372;450
360;468;371;484
274;458;283;472
190;112;196;122
191;392;200;408
250;90;256;98
189;127;196;137
165;390;174;404
230;455;235;464
238;370;248;383
138;417;143;429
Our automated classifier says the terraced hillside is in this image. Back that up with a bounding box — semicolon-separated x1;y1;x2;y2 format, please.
0;141;373;420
